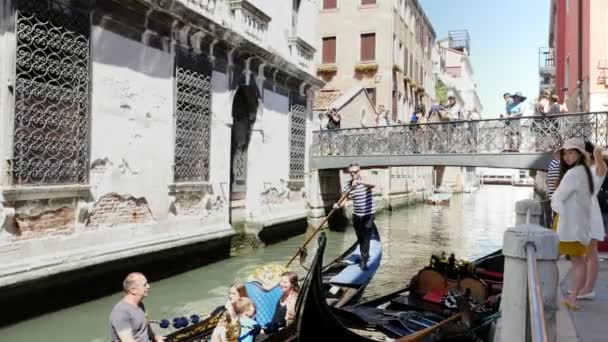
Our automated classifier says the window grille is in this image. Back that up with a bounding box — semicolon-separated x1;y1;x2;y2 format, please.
174;48;212;182
289;104;307;180
12;0;91;185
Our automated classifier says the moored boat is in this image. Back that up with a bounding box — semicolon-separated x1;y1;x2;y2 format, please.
426;193;452;206
299;238;504;342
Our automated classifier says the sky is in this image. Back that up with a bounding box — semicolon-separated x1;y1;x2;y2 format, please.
421;0;550;118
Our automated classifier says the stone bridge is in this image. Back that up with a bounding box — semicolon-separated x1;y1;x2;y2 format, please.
310;112;608;171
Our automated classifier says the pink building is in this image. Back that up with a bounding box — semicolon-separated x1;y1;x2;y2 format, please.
548;0;608;112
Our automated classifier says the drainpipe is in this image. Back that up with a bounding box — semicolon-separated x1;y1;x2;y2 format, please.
577;0;583;111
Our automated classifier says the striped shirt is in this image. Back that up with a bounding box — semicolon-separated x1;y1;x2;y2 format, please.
546;159;560;199
344;181;375;216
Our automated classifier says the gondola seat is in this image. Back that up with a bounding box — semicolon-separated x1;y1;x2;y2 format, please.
244;281;282;327
329;234;382;287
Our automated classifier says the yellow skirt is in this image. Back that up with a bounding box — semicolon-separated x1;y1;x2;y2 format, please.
552;214;587;257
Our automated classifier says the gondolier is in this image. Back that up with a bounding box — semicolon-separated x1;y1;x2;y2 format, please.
334;163;377;271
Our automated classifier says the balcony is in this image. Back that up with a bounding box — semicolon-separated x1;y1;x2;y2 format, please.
539;47;555;76
288;36;316;70
230;0;271;45
539;77;555;93
181;0;227;24
317;64;338;73
354;61;378;72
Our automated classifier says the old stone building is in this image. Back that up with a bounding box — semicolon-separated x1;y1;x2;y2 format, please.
0;0;322;288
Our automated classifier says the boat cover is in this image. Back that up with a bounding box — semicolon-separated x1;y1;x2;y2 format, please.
244;281;282;327
329;232;382;286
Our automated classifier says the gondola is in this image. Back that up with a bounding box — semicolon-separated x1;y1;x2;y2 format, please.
299;234;504;342
163;228;381;341
321;225;382;308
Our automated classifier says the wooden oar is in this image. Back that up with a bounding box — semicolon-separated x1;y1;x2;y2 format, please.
396;295;498;342
285;190;351;268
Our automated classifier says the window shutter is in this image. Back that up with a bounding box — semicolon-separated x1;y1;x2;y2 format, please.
360;33;376;61
323;0;337;9
322;36;336;64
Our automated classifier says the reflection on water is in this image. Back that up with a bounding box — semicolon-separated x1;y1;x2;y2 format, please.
0;185;531;342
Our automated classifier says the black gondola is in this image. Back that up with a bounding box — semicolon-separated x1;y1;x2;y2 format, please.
321;225;382;308
163;227;381;342
299;234;504;342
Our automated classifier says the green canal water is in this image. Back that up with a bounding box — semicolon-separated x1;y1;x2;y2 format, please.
0;185;532;341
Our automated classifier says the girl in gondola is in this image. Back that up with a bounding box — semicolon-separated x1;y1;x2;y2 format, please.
262;272;299;334
211;282;249;341
225;282;249;319
551;137;595;310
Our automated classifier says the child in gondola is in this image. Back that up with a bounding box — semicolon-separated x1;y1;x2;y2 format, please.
210;312;240;342
234;297;260;342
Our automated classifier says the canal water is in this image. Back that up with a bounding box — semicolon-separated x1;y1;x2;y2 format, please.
0;185;532;342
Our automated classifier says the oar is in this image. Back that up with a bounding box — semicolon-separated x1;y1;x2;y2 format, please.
396;295;498;342
285;189;351;268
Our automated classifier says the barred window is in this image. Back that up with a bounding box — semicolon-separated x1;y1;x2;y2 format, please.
174;47;212;183
12;0;91;185
289;104;307;181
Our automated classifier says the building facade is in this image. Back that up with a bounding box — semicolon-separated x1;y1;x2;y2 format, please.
549;0;608;111
0;0;322;288
316;0;436;124
434;31;483;117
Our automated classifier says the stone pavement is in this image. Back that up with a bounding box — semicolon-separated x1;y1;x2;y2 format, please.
493;254;608;342
556;253;608;342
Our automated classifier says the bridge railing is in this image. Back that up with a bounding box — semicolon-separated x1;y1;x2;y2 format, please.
312;112;608;156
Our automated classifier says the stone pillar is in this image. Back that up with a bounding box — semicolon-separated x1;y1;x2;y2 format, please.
501;201;559;342
307;169;344;228
515;199;542;225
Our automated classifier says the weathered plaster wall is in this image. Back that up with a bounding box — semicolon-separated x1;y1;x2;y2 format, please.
246;89;292;219
90;26;174;222
209;70;232;203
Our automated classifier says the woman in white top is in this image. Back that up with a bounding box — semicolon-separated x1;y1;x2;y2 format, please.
551;137;595;310
577;142;607;300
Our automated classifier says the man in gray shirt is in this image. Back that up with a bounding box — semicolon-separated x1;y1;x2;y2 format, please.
110;272;163;342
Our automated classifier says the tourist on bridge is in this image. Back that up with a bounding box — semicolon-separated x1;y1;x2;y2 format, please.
551;138;595;311
376;104;390;126
325;108;341;155
326;108;341;130
466;109;480;152
445;95;462;121
334;163;377;271
109;272;164;342
501;91;527;152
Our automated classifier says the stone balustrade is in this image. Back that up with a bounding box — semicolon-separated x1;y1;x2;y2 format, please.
288;36;316;71
182;0;225;23
230;0;271;45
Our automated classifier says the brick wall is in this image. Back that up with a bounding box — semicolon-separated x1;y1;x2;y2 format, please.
86;193;154;228
14;206;75;239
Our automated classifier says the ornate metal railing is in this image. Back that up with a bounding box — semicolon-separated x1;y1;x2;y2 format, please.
311;112;608;157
